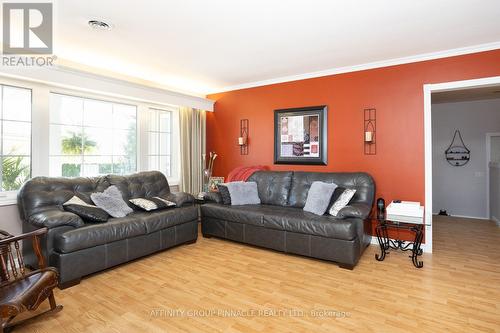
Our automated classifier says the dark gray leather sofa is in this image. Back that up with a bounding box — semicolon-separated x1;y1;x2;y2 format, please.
18;171;198;288
201;171;374;268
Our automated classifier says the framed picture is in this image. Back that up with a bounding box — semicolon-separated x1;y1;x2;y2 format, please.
274;105;327;165
208;177;225;192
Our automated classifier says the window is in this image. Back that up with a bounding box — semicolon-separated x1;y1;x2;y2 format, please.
49;93;137;177
0;85;31;192
147;108;172;177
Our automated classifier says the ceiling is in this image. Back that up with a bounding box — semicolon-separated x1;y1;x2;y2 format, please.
50;0;500;96
432;85;500;104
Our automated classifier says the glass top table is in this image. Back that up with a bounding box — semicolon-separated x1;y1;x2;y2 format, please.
373;213;427;268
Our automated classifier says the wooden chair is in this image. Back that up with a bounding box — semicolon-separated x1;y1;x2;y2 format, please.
0;228;62;332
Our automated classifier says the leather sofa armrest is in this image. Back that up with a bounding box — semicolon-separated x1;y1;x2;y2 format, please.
337;203;372;220
28;209;84;229
203;192;222;204
165;192;195;206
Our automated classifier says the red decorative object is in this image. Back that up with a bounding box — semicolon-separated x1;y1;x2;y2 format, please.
227;165;267;182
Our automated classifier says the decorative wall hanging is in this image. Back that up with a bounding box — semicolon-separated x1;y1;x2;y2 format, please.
364;108;376;155
274;105;327;165
239;119;248;155
445;130;470;166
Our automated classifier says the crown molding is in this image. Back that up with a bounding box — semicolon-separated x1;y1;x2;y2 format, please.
0;64;215;111
209;41;500;95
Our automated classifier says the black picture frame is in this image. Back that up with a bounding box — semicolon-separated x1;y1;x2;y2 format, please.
274;105;328;165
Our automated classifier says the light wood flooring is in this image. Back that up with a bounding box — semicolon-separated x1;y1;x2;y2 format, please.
15;216;500;332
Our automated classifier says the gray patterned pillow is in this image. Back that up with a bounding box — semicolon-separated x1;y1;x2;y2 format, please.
91;186;133;218
329;189;356;217
129;197;176;211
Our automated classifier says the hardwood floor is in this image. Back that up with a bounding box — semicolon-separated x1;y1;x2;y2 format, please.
16;216;500;333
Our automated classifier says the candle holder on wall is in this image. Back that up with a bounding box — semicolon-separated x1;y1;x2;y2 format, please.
239;119;249;155
364;108;376;155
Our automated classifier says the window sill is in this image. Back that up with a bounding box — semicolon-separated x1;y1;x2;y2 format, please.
0;198;18;207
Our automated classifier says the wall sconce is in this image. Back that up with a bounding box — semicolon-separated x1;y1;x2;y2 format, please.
364;108;376;155
239;119;249;155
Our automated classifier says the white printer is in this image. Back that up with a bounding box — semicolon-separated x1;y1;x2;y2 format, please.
386;201;424;224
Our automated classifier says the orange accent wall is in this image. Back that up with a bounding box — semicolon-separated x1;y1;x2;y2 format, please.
206;50;500;240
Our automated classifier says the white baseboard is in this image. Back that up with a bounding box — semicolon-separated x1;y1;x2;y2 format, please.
370;237;430;253
434;213;489;220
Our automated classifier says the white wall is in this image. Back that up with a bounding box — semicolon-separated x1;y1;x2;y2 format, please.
432;98;500;219
0;205;23;235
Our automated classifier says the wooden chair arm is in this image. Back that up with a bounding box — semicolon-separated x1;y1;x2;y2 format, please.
0;228;47;246
0;228;48;269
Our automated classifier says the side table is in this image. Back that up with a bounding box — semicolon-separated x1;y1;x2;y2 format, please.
374;216;427;268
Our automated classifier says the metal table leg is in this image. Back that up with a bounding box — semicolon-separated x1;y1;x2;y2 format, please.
410;225;424;268
375;223;388;261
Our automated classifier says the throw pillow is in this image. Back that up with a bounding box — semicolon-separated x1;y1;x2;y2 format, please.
63;195;92;207
164;192;195;207
91;186;133;218
227;182;261;205
218;184;232;205
327;186;346;211
303;181;338;215
63;195;109;223
329;189;357;217
129;197;176;211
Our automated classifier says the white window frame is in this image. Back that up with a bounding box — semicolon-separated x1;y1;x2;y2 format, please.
0;76;181;206
138;105;180;185
0;82;33;205
49;92;138;177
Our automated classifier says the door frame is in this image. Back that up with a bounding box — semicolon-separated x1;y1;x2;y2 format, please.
423;75;500;253
486;132;500;219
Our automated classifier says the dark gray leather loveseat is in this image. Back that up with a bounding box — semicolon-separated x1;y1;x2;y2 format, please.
201;171;374;268
18;171;198;288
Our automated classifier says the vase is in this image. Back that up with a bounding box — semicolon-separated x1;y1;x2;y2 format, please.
202;169;212;192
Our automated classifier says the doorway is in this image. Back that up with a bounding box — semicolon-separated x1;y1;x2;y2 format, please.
424;76;500;253
487;133;500;222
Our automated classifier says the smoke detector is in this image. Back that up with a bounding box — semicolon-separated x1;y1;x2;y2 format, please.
88;20;113;31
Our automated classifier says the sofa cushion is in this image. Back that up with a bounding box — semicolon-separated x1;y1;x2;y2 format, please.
106;171;171;206
261;206;362;241
140;205;199;233
288;172;375;208
28;209;84;229
54;213;149;253
247;171;293;206
17;176;109;222
201;204;268;226
164;192;195;207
